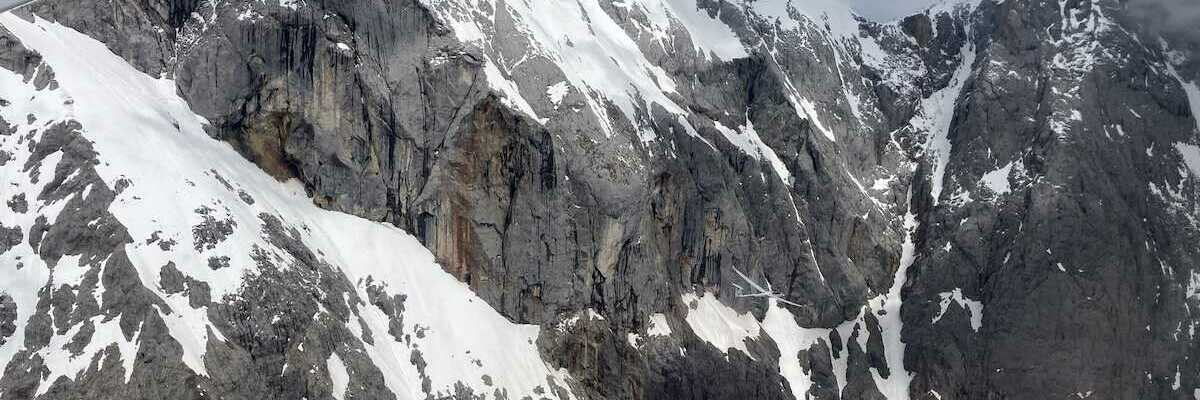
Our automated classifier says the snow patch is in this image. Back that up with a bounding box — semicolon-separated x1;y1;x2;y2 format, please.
1175;143;1200;177
762;299;833;400
682;292;760;358
647;313;672;337
931;288;984;332
1173;68;1200;134
546;81;570;108
327;352;350;400
872;176;894;191
277;0;303;10
979;161;1015;195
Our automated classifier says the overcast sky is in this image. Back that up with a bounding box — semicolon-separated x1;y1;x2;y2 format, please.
847;0;943;21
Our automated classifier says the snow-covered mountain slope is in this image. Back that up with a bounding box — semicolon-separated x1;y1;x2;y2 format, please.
420;0;895;142
3;0;1200;399
0;12;876;396
0;14;574;400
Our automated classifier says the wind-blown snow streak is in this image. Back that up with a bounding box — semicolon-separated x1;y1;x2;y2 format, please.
422;0;744;139
0;14;573;399
714;118;794;185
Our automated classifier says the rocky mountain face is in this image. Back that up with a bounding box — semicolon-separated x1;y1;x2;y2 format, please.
1;0;1199;399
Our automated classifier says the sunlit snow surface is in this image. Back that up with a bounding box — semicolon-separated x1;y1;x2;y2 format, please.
327;352;350;400
0;14;573;399
682;292;762;357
